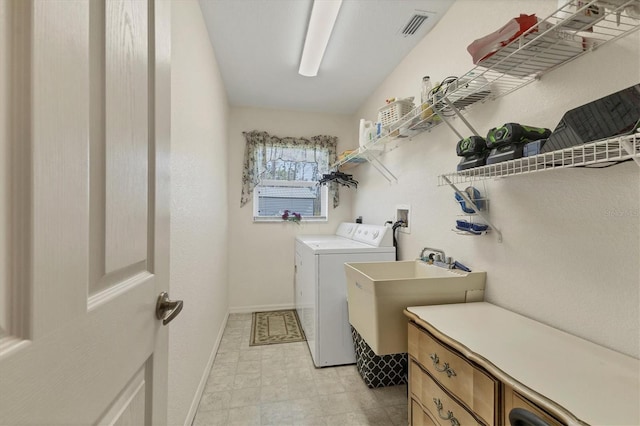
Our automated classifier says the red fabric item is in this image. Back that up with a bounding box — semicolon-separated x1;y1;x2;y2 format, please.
467;14;539;64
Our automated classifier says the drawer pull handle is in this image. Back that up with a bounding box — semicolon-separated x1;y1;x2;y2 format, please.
433;398;460;426
430;353;457;378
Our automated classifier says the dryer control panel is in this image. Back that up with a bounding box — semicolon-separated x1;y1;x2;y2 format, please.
335;222;359;239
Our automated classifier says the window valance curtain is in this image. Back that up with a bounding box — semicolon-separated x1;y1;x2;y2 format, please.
240;130;339;208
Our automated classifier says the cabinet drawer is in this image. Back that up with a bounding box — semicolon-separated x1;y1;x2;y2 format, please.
408;322;498;424
410;360;482;426
411;398;438;426
504;386;565;426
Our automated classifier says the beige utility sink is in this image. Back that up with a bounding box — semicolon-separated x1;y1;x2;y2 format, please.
345;260;486;356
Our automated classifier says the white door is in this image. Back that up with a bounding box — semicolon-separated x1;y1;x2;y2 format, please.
0;0;173;424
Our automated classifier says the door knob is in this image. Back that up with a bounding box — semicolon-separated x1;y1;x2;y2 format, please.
156;292;184;325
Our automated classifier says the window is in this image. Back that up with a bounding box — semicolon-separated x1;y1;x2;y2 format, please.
251;143;329;221
253;180;328;221
240;131;339;221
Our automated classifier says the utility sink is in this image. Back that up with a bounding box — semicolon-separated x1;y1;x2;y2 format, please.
345;260;486;356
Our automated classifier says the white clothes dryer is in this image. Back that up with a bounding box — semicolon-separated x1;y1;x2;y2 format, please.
294;223;395;367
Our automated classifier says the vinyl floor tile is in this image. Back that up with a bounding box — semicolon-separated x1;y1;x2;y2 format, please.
194;315;408;426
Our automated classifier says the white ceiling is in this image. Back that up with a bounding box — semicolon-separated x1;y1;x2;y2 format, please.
198;0;454;114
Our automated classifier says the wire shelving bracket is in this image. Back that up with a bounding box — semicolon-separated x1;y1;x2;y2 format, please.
365;153;398;184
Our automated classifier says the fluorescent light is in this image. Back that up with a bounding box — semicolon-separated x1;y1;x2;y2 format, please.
298;0;343;77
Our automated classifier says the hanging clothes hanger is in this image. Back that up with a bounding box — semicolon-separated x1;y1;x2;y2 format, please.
318;171;358;188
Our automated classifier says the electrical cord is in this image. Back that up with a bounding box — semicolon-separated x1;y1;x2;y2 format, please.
391;220;405;261
575;158;633;168
430;76;460;118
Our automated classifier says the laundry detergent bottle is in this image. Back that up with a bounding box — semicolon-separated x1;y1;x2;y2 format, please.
359;119;376;148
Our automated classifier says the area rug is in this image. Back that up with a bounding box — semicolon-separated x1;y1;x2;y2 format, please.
250;309;306;346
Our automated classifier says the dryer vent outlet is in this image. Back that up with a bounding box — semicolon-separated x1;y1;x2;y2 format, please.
395;205;411;234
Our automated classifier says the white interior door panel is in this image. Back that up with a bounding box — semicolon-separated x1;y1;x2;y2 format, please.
0;1;171;424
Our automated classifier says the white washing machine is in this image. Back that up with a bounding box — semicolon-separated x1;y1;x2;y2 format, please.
294;223;395;367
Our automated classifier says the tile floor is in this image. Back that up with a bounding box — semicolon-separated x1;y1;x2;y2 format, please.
193;313;409;426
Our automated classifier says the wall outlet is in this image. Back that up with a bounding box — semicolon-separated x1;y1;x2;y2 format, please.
395;204;411;234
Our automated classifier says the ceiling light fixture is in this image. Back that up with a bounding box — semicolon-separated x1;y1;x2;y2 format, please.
298;0;343;77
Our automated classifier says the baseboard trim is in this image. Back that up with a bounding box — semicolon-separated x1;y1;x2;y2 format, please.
183;310;229;426
228;303;295;314
183;304;296;424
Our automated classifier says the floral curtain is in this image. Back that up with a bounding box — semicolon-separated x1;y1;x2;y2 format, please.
240;130;339;208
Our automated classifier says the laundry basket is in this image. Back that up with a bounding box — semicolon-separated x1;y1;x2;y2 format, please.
377;98;415;129
351;325;407;388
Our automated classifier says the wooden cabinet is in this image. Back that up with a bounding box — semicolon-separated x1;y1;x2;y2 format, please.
407;319;568;426
407;318;575;426
408;322;499;425
404;303;640;426
408;323;499;426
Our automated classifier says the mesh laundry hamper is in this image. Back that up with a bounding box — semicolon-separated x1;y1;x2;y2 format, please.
351;325;407;388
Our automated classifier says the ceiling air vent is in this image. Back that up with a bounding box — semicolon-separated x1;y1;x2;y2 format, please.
401;13;429;37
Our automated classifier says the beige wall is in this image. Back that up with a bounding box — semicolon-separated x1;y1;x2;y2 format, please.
227;107;354;312
167;8;638;425
351;0;639;357
169;2;230;425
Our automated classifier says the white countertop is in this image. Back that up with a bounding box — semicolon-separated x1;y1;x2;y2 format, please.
406;302;640;426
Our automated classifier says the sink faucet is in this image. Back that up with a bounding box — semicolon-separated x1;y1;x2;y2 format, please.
419;247;452;268
420;247;445;261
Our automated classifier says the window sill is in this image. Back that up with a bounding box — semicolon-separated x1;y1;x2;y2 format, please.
253;217;328;223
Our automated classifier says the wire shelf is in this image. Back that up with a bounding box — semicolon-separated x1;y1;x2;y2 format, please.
331;0;640;173
449;0;640;105
438;133;640;185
